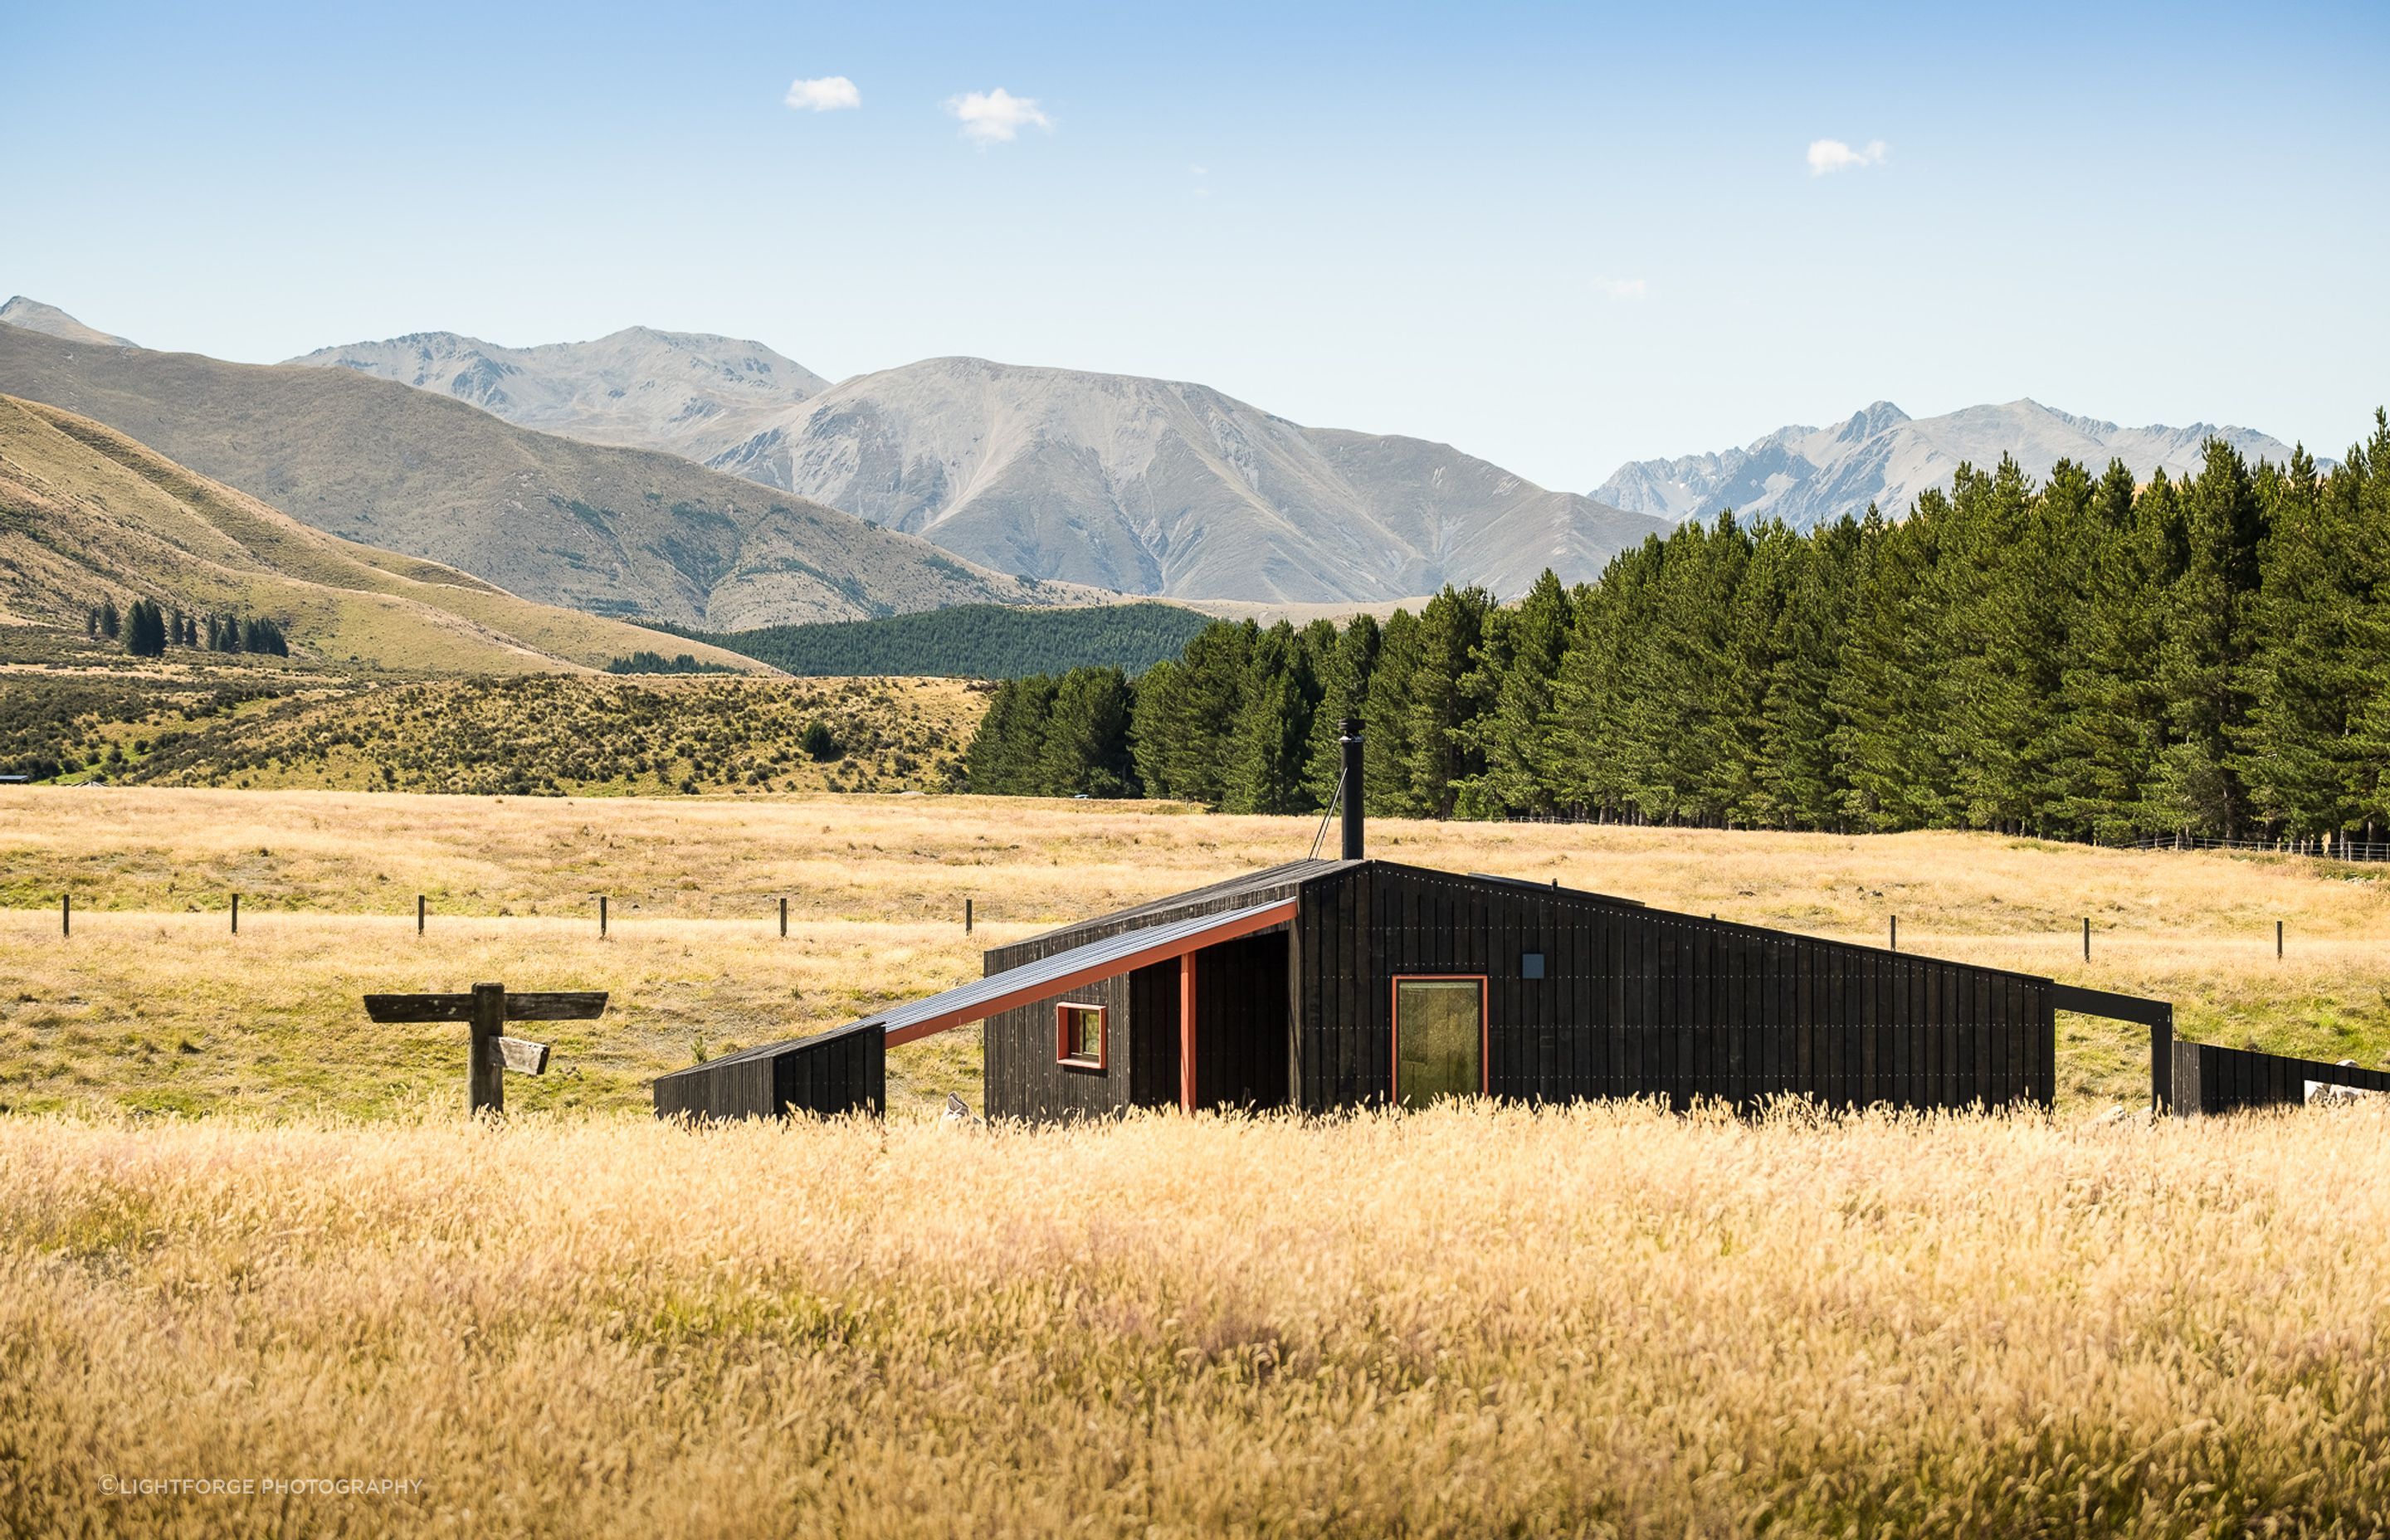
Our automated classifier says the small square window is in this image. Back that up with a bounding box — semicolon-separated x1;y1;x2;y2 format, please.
1521;952;1545;980
1056;1002;1106;1070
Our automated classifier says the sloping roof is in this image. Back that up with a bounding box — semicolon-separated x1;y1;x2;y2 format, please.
990;857;1355;963
873;895;1296;1046
653;1016;880;1082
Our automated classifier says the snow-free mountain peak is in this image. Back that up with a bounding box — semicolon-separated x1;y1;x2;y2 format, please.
290;334;1672;604
0;296;135;348
285;325;828;466
1593;398;2301;529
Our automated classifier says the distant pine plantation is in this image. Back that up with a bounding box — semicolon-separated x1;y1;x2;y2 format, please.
1;674;981;796
681;600;1212;679
968;420;2390;847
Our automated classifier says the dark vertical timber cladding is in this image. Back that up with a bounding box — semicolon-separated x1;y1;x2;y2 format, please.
1292;862;2055;1114
1129;961;1180;1109
1194;933;1290;1110
652;1022;884;1121
2169;1040;2390;1116
982;968;1137;1123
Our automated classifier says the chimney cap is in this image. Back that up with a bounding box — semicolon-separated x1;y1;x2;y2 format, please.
1339;717;1363;738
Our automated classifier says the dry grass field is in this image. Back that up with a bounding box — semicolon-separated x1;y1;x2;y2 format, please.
1;785;2386;1115
3;1103;2388;1537
5;786;2390;1534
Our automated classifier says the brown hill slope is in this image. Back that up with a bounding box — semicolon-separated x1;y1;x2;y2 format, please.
0;394;768;674
0;323;1100;630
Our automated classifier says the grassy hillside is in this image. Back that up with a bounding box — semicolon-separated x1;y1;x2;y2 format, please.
1;674;981;795
0;395;768;675
685;600;1212;677
0;323;1109;629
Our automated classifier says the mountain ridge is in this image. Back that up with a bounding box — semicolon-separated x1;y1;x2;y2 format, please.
0;319;1098;631
285;325;827;467
0;392;772;675
1595;398;2306;529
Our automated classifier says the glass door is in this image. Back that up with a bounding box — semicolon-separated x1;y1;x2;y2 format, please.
1393;976;1485;1107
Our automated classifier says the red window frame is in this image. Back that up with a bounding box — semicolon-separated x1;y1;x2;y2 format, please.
1388;974;1489;1102
1056;1001;1107;1070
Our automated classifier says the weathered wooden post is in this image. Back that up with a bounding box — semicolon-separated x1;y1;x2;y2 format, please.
779;896;788;938
469;982;505;1114
232;894;240;935
417;894;425;935
599;894;608;938
1889;915;1897;952
2082;917;2089;962
363;985;601;1116
61;894;69;938
2276;919;2284;958
965;898;973;933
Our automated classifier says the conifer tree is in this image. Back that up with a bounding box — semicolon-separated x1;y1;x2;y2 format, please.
1223;626;1319;813
1037;668;1138;797
1457;569;1573;816
1302;613;1379;807
1402;586;1496;817
2151;441;2268;834
1360;609;1425;816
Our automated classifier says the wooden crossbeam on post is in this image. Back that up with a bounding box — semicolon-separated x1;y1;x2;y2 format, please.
363;985;606;1115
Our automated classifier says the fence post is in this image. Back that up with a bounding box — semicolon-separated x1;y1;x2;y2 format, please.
61;894;69;938
417;894;425;935
2081;917;2089;962
965;898;973;933
232;894;240;936
780;896;788;938
1889;915;1897;952
599;895;607;939
468;982;505;1115
2276;919;2283;959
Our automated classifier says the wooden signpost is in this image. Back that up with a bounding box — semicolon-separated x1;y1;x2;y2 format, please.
363;982;605;1114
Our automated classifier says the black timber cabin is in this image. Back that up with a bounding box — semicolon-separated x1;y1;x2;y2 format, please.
654;725;2070;1123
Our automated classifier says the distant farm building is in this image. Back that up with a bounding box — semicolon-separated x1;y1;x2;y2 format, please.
652;725;2149;1123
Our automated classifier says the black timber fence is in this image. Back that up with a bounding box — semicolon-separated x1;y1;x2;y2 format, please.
2168;1037;2390;1116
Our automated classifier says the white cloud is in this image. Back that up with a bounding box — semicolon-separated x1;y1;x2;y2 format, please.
785;76;861;112
945;87;1053;144
1594;275;1647;302
1807;138;1887;175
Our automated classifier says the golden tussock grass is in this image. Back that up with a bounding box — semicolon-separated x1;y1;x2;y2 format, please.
3;1103;2388;1537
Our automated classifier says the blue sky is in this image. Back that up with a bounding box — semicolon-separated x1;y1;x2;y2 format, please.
4;1;2384;489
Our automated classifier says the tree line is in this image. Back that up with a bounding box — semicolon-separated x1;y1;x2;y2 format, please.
964;416;2390;843
89;598;289;659
682;602;1211;679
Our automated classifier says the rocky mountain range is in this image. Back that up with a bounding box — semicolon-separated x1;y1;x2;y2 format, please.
0;319;1085;631
294;333;1671;602
286;327;827;468
1593;400;2305;530
706;357;1672;602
